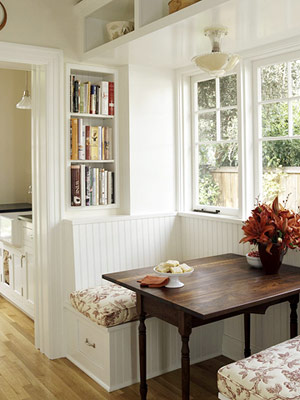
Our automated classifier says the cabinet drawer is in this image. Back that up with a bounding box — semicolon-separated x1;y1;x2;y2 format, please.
77;321;107;367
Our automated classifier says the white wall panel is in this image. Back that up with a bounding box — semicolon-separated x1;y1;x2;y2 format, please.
70;214;182;292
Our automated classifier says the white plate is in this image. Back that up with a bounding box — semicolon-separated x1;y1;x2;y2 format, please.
153;266;194;288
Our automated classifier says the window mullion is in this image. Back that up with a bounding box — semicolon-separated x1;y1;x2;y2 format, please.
288;62;293;137
216;78;221;141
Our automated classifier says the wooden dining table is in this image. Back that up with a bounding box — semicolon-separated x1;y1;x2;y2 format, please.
102;253;300;400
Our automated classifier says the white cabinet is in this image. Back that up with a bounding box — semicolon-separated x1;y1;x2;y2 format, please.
0;221;34;319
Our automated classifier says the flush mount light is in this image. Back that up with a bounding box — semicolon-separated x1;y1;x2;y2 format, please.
192;27;239;77
16;71;31;110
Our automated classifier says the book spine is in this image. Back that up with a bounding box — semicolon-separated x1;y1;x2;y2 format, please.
85;125;90;160
99;169;105;205
71;118;78;160
97;83;101;115
92;168;99;206
84;83;88;113
85;166;90;206
90;126;99;160
71;165;81;206
108;127;113;160
108;81;114;116
90;85;96;114
111;172;114;204
80;164;85;206
85;81;91;114
79;82;85;113
103;126;108;160
89;168;94;206
70;75;75;113
101;81;109;115
73;80;80;113
107;171;112;205
98;126;102;161
104;170;108;205
78;119;85;160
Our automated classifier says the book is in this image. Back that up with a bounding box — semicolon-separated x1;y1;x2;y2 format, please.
85;166;90;206
71;165;81;206
79;82;85;113
108;82;114;116
96;85;101;115
80;165;86;206
98;126;103;161
107;171;112;205
99;168;106;205
78;119;85;160
90;85;96;114
90;126;99;160
85;126;91;160
101;81;109;115
85;81;91;114
92;168;99;206
103;126;113;160
71;118;78;160
70;75;75;112
73;80;80;113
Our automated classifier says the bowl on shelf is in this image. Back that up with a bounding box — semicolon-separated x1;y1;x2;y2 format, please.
106;21;134;41
246;251;262;268
153;265;194;288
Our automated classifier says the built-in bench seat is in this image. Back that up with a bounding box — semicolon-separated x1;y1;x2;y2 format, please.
64;282;214;392
218;336;300;400
70;282;137;327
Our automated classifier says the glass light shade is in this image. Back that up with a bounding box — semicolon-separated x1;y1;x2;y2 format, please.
16;90;31;109
192;52;239;77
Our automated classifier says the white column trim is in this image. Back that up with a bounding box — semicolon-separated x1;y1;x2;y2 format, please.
0;42;64;358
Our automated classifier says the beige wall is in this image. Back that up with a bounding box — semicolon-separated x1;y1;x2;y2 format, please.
0;69;31;204
0;0;80;60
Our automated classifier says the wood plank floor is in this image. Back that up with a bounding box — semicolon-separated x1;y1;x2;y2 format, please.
0;296;231;399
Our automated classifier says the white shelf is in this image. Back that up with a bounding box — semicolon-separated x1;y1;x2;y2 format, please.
81;0;231;68
70;113;114;119
66;63;119;213
70;160;115;164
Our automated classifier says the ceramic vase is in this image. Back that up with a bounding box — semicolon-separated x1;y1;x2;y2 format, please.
258;243;287;274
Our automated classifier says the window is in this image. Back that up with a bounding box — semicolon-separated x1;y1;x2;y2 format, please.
191;73;239;215
256;59;300;211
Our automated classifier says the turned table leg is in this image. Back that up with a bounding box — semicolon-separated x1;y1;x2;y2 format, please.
137;295;147;399
289;295;299;339
178;312;192;400
244;313;251;357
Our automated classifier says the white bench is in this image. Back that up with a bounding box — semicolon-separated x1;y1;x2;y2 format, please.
218;336;300;400
64;283;218;392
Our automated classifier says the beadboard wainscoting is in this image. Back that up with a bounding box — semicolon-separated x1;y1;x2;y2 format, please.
63;213;300;380
180;214;300;361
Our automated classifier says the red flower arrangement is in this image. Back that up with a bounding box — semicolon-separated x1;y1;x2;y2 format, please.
240;196;300;254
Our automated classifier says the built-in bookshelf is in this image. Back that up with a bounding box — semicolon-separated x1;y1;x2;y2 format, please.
66;64;118;210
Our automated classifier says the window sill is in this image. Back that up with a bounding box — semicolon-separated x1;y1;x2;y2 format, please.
178;211;244;224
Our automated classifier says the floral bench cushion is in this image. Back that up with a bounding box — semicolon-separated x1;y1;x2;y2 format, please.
218;336;300;400
70;283;137;328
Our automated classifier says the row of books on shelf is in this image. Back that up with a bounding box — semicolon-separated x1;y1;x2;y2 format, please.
71;118;113;161
70;75;114;116
71;165;114;207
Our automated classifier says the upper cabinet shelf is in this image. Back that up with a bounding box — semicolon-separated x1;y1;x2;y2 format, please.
75;0;231;68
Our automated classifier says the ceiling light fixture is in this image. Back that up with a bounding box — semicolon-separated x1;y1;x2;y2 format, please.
192;27;239;77
16;71;31;110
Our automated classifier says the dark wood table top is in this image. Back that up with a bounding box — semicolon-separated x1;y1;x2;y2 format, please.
103;254;300;321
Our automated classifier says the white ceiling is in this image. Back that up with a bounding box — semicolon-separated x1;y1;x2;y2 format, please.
84;0;300;69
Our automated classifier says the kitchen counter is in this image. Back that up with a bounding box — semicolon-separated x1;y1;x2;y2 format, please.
0;203;32;213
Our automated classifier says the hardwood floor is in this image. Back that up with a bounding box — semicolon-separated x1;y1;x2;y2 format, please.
0;296;231;399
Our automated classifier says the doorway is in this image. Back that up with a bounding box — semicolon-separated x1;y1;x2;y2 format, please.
0;42;64;359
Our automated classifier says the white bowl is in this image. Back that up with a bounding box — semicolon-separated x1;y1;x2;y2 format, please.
153;266;194;288
106;21;134;41
246;253;262;268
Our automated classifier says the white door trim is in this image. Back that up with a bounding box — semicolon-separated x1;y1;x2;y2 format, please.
0;41;64;358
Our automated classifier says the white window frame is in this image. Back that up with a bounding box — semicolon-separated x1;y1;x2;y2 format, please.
190;70;243;217
253;50;300;201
